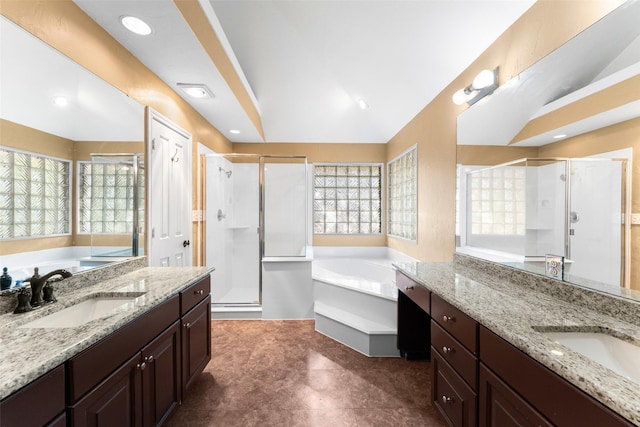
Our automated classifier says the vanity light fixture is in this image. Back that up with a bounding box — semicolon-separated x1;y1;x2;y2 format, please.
120;16;152;36
177;83;215;99
452;67;499;107
53;96;68;107
229;129;240;134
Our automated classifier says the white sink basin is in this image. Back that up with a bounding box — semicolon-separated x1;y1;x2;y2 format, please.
20;294;144;329
543;331;640;383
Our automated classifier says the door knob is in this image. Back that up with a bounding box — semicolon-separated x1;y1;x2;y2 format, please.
183;240;191;247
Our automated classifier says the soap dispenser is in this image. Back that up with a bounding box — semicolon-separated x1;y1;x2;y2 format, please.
0;267;11;290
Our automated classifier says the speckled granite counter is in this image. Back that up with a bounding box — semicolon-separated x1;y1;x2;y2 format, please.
394;259;640;426
0;266;212;400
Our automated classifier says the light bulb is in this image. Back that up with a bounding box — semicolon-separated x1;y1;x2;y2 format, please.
121;16;152;36
452;89;469;105
472;69;496;90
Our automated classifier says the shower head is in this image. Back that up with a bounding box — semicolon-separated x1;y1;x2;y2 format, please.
219;167;232;178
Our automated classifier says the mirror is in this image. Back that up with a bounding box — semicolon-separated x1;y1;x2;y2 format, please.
456;2;640;298
0;16;145;286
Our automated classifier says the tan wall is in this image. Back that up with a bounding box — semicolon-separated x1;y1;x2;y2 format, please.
456;145;540;166
538;118;640;290
386;0;624;263
233;143;387;246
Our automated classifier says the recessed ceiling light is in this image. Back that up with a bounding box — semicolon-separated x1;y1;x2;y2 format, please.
553;134;567;139
121;16;152;36
229;130;240;134
177;83;214;99
357;99;369;110
53;96;68;107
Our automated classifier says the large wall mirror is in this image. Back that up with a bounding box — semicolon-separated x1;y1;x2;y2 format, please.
0;16;145;286
456;1;640;298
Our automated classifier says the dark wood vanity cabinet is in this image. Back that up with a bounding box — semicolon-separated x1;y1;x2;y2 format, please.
0;364;66;427
431;294;478;427
395;271;633;427
479;326;633;427
65;274;211;427
396;271;431;359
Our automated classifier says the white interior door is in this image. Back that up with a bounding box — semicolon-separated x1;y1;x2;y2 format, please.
147;109;192;267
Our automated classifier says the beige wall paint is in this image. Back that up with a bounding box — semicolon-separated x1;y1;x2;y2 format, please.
539;118;640;290
456;145;540;167
386;0;625;263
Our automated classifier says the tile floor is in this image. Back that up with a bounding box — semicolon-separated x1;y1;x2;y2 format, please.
166;320;448;426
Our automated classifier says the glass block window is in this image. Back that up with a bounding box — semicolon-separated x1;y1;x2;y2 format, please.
388;146;417;241
468;166;525;235
313;164;382;234
78;161;144;234
0;148;71;239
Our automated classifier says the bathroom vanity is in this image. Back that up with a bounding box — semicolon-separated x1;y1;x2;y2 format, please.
0;266;212;427
395;257;640;427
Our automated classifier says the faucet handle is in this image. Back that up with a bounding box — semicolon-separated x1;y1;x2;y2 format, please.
43;284;57;303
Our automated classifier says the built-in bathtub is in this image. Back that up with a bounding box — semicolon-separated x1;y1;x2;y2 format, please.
311;247;416;356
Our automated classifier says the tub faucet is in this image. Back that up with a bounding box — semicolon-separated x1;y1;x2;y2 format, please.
23;267;72;308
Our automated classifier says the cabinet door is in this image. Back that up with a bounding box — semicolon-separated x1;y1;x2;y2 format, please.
142;320;181;427
432;350;477;427
70;354;142;427
181;295;211;392
479;363;552;427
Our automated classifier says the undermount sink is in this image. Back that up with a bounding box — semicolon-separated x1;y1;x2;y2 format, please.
542;331;640;384
19;293;146;329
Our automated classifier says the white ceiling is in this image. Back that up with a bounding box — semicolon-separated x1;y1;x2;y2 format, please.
72;0;536;144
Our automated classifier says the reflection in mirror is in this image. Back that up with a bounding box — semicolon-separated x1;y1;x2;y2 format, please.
455;2;640;296
0;16;145;289
457;156;628;288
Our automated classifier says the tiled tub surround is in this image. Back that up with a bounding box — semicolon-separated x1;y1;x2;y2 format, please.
394;257;640;425
0;265;213;400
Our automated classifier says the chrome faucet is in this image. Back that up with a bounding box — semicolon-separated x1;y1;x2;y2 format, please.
23;267;72;308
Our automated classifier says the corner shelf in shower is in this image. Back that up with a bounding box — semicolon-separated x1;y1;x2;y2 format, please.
226;225;250;230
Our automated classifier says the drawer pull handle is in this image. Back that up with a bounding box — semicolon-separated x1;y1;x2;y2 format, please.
194;289;205;295
442;346;453;355
442;315;455;323
442;395;453;404
137;362;147;371
406;285;414;290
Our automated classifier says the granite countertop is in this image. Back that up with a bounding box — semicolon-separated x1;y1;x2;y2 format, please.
0;266;212;400
394;261;640;426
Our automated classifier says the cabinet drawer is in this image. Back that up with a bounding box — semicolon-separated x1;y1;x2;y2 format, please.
432;349;477;427
396;272;430;314
432;293;477;354
180;275;211;315
0;364;65;427
432;321;477;390
480;326;633;427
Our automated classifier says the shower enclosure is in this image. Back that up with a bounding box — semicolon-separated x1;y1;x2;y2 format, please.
79;153;144;259
459;157;629;287
202;153;308;307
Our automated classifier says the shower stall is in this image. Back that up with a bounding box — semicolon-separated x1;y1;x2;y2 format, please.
459;157;629;287
80;153;145;259
201;153;309;310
